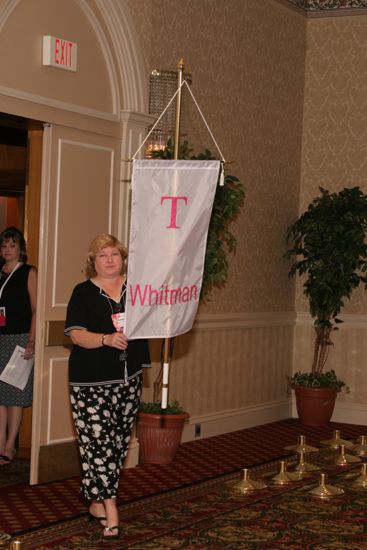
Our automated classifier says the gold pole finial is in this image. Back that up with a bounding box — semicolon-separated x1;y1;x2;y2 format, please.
178;58;185;70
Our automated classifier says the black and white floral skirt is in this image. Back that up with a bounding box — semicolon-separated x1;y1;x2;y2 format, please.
69;375;142;501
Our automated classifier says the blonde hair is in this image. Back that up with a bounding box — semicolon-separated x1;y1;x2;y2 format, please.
85;233;127;278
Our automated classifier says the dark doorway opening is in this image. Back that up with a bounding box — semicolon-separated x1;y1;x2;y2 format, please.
0;113;28;231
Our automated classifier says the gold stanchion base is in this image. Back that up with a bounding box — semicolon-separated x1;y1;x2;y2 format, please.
309;473;344;499
335;444;361;466
354;463;367;488
234;468;267;493
352;436;367;457
320;429;353;449
285;435;318;453
293;450;320;474
272;461;302;485
294;462;320;474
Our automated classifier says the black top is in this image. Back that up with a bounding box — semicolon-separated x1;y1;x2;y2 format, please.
64;279;150;386
0;263;33;334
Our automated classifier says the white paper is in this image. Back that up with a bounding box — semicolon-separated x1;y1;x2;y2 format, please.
0;345;34;390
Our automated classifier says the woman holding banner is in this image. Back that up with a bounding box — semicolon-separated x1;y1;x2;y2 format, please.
64;233;150;540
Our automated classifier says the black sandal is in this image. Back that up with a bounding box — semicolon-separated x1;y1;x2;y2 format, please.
103;526;119;539
88;512;106;526
0;454;13;466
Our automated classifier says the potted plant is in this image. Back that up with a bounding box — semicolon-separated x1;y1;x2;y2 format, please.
136;400;189;464
285;186;367;426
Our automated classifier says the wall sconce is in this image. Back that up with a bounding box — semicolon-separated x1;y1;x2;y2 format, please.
146;68;192;158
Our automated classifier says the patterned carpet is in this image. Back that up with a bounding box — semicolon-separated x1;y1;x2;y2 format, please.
0;418;366;548
12;449;367;549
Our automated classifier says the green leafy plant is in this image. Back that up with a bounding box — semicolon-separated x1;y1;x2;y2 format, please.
289;370;346;390
285;186;367;385
152;139;245;301
139;399;185;415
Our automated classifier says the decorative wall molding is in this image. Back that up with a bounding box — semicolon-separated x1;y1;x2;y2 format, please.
331;401;367;425
277;0;367;17
96;0;148;112
296;311;367;329
0;85;118;123
76;0;120;115
193;311;296;331
291;397;367;425
182;394;366;443
182;399;292;442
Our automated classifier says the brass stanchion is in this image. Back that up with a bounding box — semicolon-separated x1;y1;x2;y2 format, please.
294;450;320;474
285;435;318;453
309;473;344;498
271;461;301;485
354;463;367;487
320;429;353;449
335;444;361;466
234;468;267;493
352;435;367;457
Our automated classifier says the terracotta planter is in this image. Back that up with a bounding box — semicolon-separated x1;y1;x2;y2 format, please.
293;385;338;427
136;411;190;465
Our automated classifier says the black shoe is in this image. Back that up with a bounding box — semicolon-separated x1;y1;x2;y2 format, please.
88;512;106;526
103;526;119;539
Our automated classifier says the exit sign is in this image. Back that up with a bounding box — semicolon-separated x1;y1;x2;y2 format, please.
43;35;77;72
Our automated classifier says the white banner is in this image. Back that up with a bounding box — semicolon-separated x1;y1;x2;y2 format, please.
125;159;220;339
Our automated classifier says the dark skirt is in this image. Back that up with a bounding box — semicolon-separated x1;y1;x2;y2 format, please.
0;333;33;407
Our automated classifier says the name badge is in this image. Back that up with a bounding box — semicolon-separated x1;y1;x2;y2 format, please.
0;307;6;327
111;312;125;332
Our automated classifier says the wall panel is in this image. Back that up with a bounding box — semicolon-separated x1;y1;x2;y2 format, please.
143;313;294;438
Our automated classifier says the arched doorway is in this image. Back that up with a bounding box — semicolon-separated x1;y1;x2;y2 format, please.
0;0;151;483
0;113;42;460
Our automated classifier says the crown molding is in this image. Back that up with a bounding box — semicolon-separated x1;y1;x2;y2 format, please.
276;0;367;18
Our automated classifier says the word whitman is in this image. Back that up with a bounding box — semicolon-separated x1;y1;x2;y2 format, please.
129;283;199;306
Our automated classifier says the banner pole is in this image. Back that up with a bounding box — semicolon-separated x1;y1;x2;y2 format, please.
161;58;185;409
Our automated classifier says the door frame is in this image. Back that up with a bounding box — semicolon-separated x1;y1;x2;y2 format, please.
18;120;43;459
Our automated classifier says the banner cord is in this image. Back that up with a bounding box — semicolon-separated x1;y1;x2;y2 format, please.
131;83;184;160
131;79;226;164
182;80;226;163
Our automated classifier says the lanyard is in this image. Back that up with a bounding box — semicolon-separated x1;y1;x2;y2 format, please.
0;262;22;300
102;284;126;314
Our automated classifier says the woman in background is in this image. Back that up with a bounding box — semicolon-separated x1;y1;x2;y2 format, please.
0;227;37;465
65;233;150;540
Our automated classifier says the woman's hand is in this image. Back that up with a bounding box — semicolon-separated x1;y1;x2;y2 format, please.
23;341;35;360
103;332;128;350
69;329;128;350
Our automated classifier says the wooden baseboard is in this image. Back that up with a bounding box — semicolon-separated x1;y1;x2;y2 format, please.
38;440;81;483
181;399;293;442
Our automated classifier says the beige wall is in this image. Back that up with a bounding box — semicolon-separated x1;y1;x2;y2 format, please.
128;0;367;423
129;0;306;423
299;14;367;316
0;0;114;114
130;0;305;314
295;13;367;408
